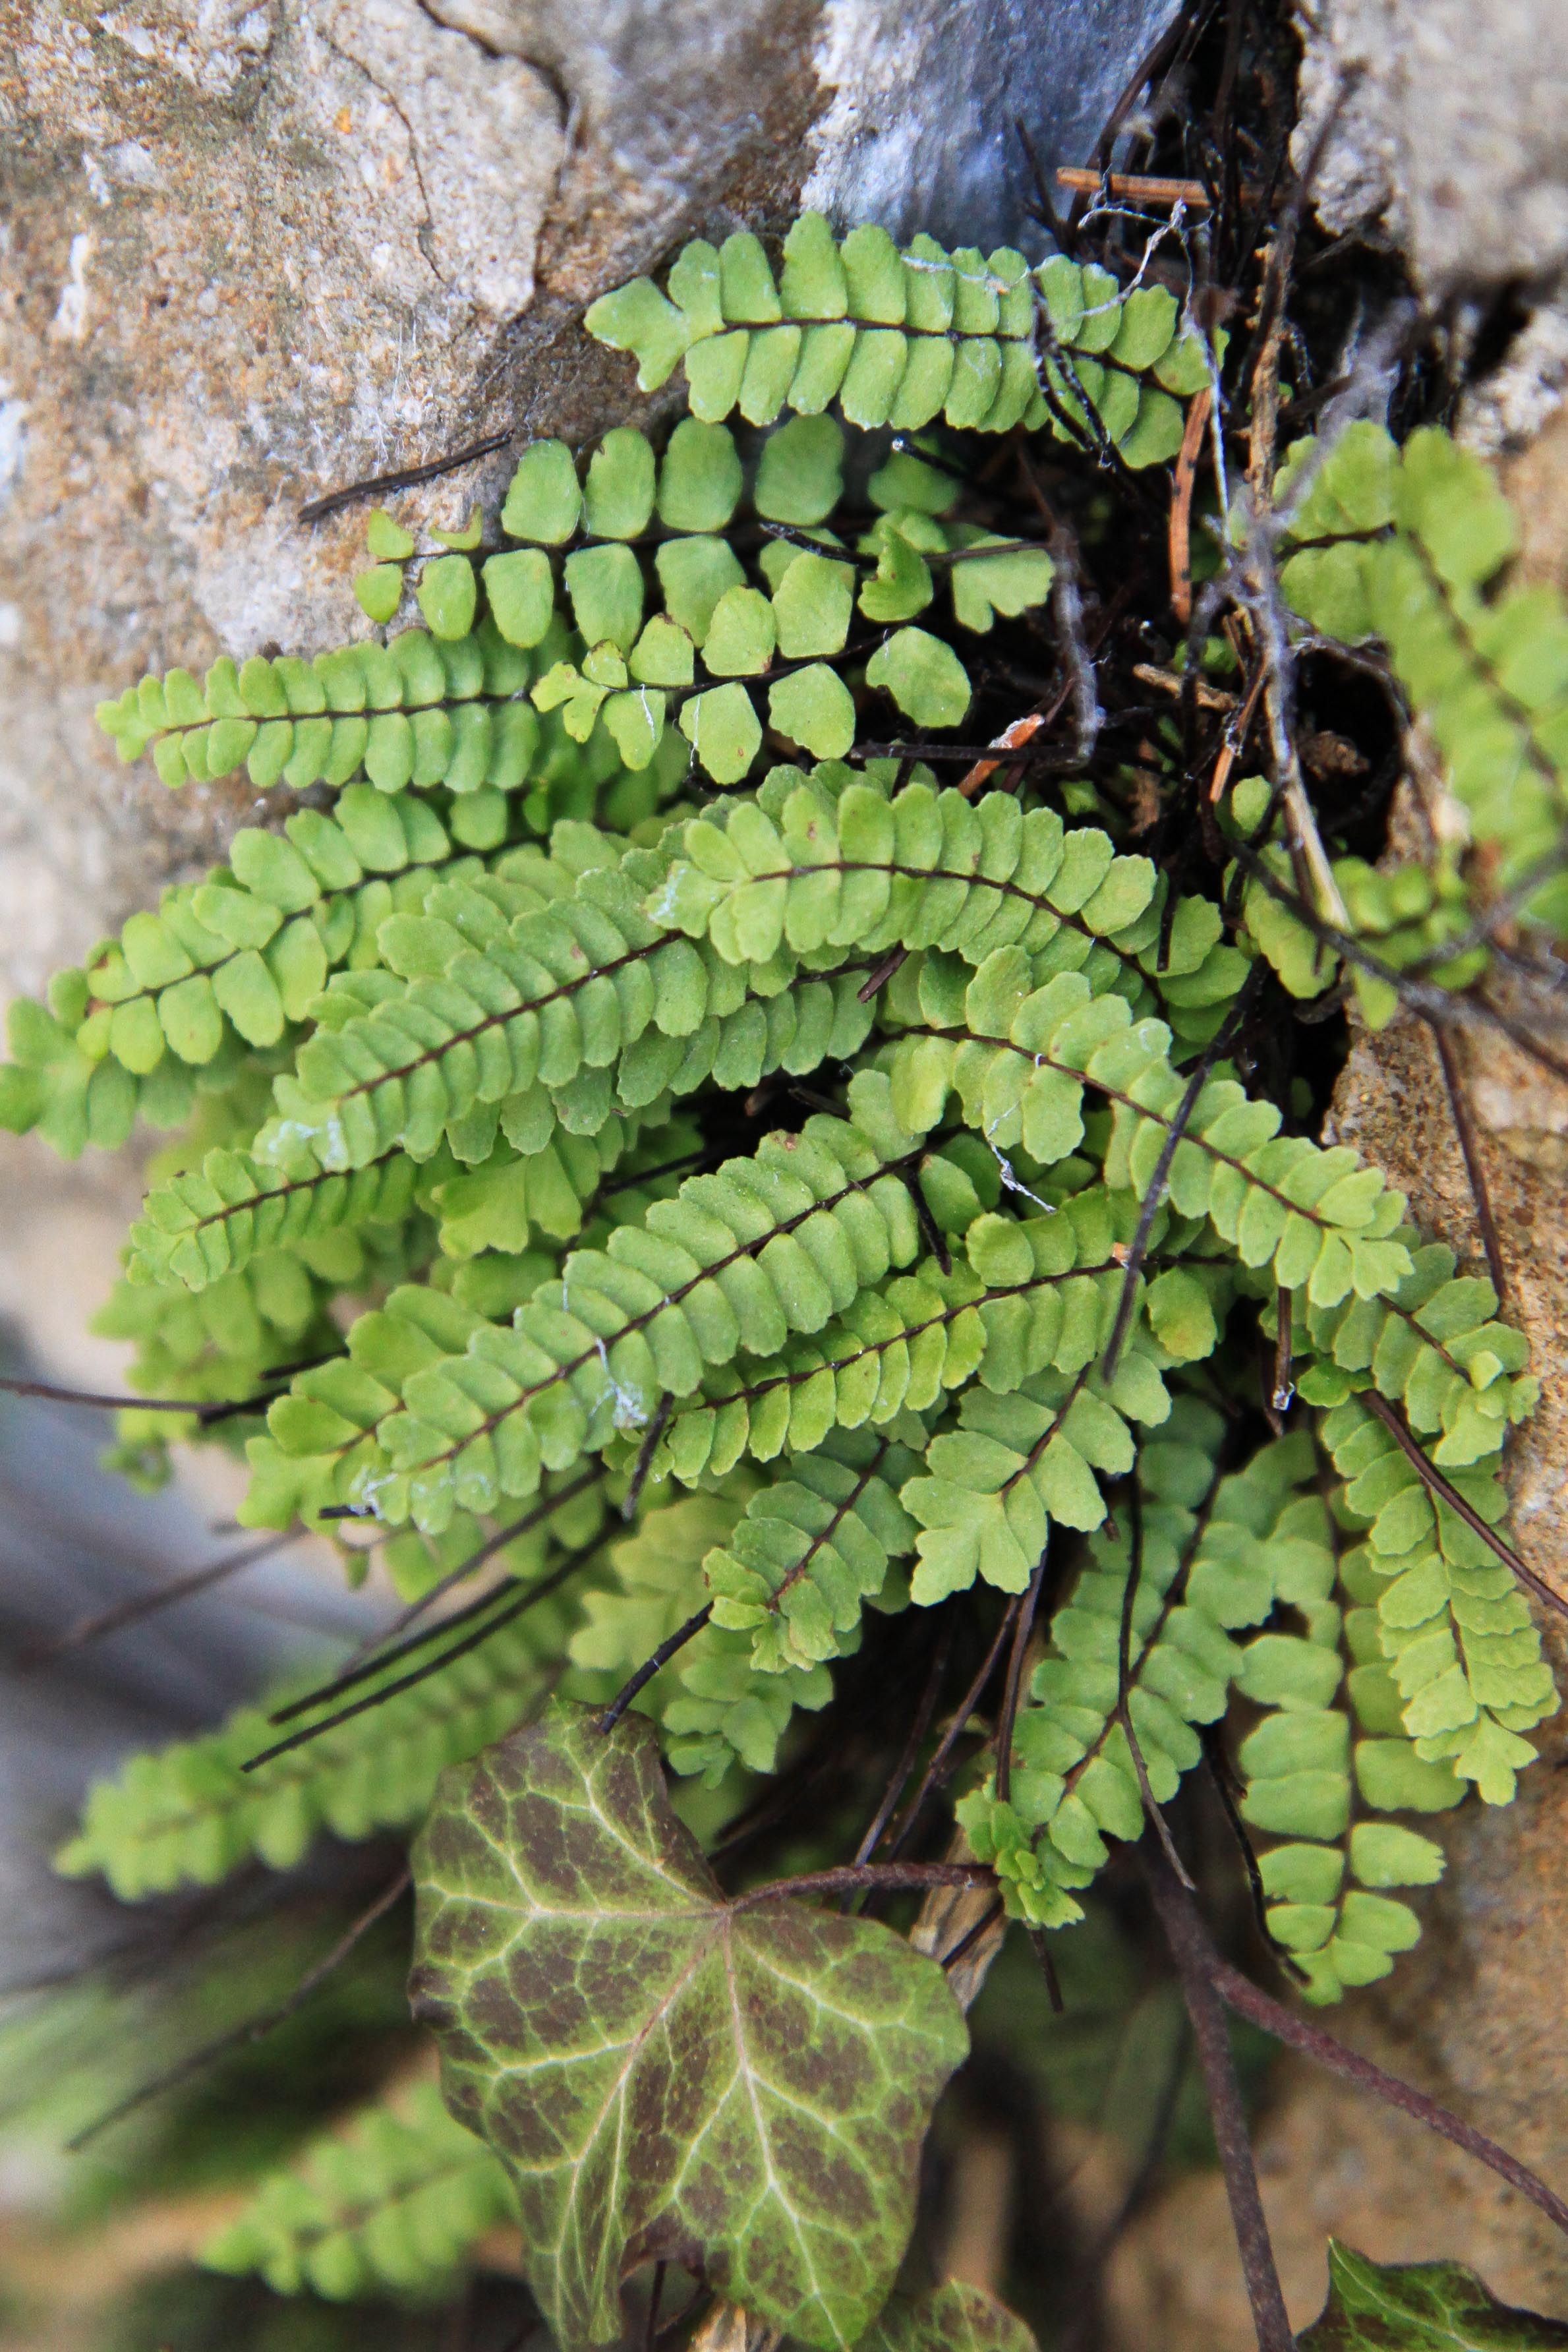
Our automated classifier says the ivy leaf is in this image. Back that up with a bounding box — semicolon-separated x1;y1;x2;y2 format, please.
1299;2243;1568;2349
410;1699;968;2352
856;2282;1040;2352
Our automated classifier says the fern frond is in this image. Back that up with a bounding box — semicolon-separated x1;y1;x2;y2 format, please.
1236;1524;1461;2006
0;798;583;1157
258;848;878;1182
959;1401;1277;1926
703;1425;923;1672
201;2078;515;2300
1296;1239;1537;1457
1277;421;1568;924
569;1486;840;1779
654;765;1249;1042
57;1506;604;1896
94;617;546;792
651;1185;1217;1491
1315;1391;1553;1801
585;219;1207;465
127;1104;669;1291
257;1083;925;1534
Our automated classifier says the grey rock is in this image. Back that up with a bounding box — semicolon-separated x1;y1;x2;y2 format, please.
1296;0;1568;447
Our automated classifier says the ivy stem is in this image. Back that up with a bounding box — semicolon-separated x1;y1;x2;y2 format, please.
1144;1844;1296;2352
732;1862;995;1910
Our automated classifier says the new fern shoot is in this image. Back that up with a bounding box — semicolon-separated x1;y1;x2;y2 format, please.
6;192;1568;2352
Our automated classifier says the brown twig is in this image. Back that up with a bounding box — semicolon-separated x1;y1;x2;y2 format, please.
995;1545;1049;1804
884;1597;1026;1857
1212;1955;1568;2240
958;710;1049;800
1100;959;1265;1381
1170;389;1215;627
1055;167;1261;209
245;1542;604;1770
1359;1392;1568;1622
1429;1022;1511;1310
1272;1288;1295;1417
299;430;512;524
1116;1481;1195;1889
68;1869;412;2148
851;1618;956;1869
0;1371;291;1419
623;1394;674;1520
1144;1849;1295;2352
598;1604;714;1734
17;1532;295;1668
269;1477;604;1725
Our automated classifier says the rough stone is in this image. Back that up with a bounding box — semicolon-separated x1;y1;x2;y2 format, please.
1295;0;1568;452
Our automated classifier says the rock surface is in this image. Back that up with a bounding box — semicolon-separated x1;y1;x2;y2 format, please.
1296;0;1568;450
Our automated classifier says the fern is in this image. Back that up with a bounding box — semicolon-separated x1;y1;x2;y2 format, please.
201;2077;515;2300
16;174;1568;2350
56;1496;603;1895
585;219;1209;465
654;763;1249;1044
1271;420;1568;967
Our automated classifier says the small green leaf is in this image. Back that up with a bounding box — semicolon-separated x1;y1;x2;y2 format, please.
583;278;691;391
778;212;849;319
354;564;404;623
755;416;846;525
1299;2242;1568;2350
429;503;484;550
602;686;668;771
583;427;657;539
417;554;478;641
656;537;747;642
865;628;972;728
1146;1267;1217;1362
703;585;776;676
484;548;556;647
366;508;416;561
502;441;583;544
950;538;1055;634
657;419;743;534
566;543;645;652
680;683;763;782
411;1701;967;2352
867;451;959;516
772;552;856;660
769;664;857;759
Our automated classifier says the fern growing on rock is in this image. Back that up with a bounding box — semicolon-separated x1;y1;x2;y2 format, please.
7;191;1568;2352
